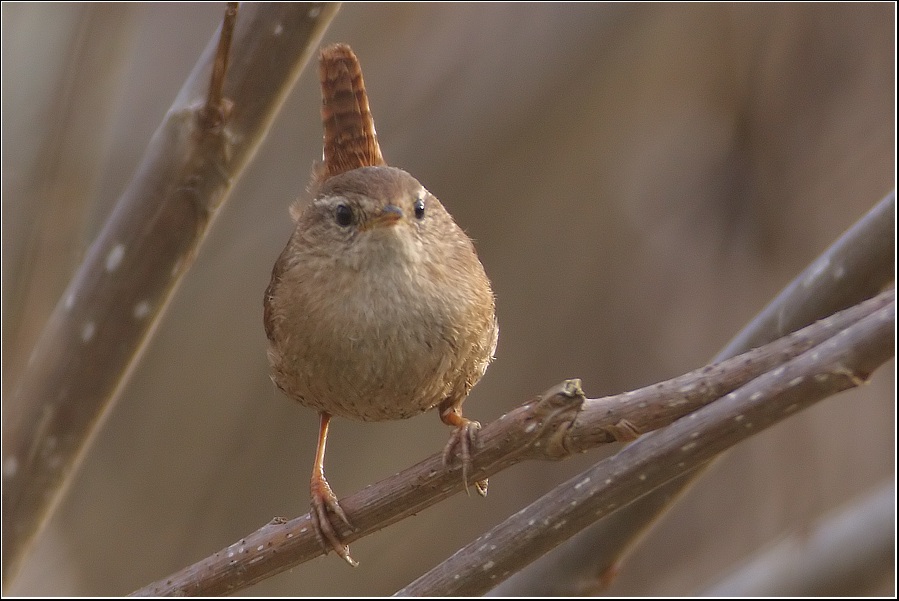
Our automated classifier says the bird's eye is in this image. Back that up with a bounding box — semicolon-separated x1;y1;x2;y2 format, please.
335;204;353;227
414;198;425;220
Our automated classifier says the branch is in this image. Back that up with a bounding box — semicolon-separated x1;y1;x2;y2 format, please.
2;5;141;394
396;297;894;596
1;3;339;588
701;480;895;596
131;289;893;596
489;191;896;596
715;191;896;360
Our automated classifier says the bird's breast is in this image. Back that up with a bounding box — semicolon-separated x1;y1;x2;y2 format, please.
269;254;471;421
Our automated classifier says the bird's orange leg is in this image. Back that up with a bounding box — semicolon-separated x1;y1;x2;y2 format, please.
309;412;358;567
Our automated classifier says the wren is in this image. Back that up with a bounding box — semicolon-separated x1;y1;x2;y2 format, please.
263;44;498;566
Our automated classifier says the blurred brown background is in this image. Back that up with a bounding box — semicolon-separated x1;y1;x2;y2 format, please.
2;2;894;596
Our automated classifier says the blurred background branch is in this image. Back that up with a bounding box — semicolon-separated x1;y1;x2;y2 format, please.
701;479;894;596
2;3;338;588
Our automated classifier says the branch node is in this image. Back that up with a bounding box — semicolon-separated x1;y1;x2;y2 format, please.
526;379;586;459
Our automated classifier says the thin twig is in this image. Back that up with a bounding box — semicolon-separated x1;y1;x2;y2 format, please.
396;299;894;596
1;3;339;588
489;191;896;596
131;289;893;596
200;2;239;130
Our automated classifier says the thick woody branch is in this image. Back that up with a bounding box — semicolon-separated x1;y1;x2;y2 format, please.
1;3;339;587
2;5;140;395
132;290;893;596
397;299;894;596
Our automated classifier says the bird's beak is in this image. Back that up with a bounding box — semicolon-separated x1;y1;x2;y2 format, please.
363;204;404;230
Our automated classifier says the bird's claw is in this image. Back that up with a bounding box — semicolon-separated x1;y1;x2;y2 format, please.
310;474;358;567
442;418;488;497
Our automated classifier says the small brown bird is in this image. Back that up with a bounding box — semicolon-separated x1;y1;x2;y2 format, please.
263;44;497;566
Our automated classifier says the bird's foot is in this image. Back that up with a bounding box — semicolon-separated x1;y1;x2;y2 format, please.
310;473;358;567
442;416;488;497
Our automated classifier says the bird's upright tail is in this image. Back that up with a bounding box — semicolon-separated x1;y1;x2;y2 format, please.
316;43;386;184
